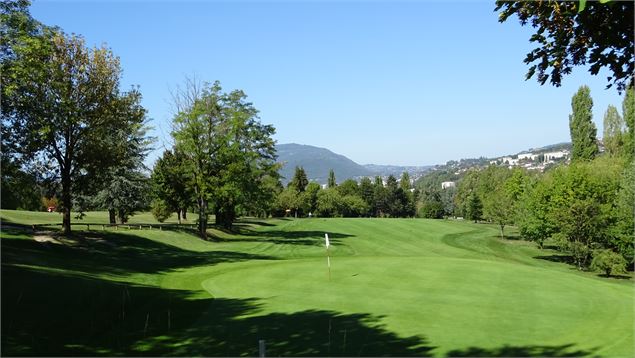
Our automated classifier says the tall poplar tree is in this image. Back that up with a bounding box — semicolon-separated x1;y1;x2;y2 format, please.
602;105;625;157
623;86;634;158
328;169;337;188
569;86;598;161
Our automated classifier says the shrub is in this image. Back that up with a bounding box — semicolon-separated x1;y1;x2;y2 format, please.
151;199;172;223
591;249;627;277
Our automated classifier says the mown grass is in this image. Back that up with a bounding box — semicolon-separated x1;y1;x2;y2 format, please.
1;210;633;357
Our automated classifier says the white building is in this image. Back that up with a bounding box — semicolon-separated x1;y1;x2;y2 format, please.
441;181;456;189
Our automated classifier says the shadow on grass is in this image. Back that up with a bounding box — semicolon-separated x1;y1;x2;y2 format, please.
1;227;274;276
445;343;598;357
534;254;575;265
1;266;434;356
212;226;354;247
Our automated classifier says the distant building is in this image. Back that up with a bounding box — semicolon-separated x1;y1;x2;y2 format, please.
441;181;456;189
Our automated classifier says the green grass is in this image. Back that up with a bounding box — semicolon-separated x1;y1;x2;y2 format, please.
1;211;633;357
0;209;200;226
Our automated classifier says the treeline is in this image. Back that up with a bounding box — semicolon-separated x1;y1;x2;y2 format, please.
273;168;416;218
416;85;635;276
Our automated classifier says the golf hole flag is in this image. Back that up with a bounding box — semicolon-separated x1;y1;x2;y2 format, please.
325;233;331;280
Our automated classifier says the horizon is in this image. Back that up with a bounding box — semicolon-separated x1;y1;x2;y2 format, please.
31;0;624;167
276;140;571;168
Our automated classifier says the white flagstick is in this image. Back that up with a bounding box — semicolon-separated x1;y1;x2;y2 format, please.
325;233;331;281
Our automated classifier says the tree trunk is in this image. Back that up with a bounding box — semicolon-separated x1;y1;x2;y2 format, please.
177;210;182;225
61;174;72;235
118;209;126;224
109;209;116;224
198;198;208;240
182;209;187;220
499;224;505;240
216;206;235;230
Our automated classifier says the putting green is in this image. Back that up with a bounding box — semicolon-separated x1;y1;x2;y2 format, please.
195;219;634;357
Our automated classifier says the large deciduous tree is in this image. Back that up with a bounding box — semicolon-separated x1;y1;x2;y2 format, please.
171;80;277;237
495;1;634;92
2;17;148;234
569;86;598;161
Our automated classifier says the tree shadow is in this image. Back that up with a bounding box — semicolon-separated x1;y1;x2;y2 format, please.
445;343;598;357
212;229;354;247
2;266;434;356
534;254;575;265
1;228;274;276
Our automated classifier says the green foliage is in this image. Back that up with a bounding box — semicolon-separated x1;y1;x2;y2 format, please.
337;179;359;197
340;195;369;218
302;182;321;215
569;86;598;161
0;157;41;210
495;1;634;92
418;191;444;219
327;169;337;188
610;162;635;264
591;249;627;277
171;80;277;234
622;86;634;158
289;166;308;192
359;177;374;215
315;188;342;217
151;199;172;223
151;150;192;223
95;170;151;224
465;193;483;223
602;105;625;156
2;19;150;234
400;172;411;191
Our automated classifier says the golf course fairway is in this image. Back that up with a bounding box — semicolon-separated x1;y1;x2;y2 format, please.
1;213;633;356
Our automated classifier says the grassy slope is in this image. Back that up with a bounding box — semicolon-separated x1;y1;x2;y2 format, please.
1;212;633;357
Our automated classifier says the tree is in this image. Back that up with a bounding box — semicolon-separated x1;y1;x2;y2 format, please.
548;159;621;269
610;163;634;265
289;166;308;192
316;188;343;217
418;190;444;219
2;26;148;234
517;175;555;249
327;169;337;188
465;193;483;223
495;1;634;92
569;86;598;161
373;176;387;217
151;150;192;224
400;172;411;191
340;195;369;218
623;86;634;158
483;188;514;239
602;105;625;157
591;249;627;277
95;169;150;224
151;199;172;223
171;80;277;236
359;177;374;216
337;179;359;197
302;182;321;216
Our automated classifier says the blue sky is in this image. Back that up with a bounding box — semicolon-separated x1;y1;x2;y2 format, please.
30;0;625;166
